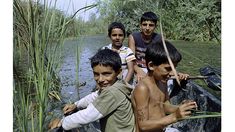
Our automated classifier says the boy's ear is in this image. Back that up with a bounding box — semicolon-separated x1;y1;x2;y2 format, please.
147;61;155;71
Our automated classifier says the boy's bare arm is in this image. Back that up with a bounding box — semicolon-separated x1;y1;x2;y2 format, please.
128;34;147;81
128;34;135;54
133;84;149;122
134;64;147;81
163;100;179;114
134;84;197;131
125;61;134;83
164;99;197;114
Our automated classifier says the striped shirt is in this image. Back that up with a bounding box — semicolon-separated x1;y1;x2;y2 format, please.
102;44;136;78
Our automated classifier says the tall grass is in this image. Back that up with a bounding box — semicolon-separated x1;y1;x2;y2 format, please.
13;0;66;131
13;0;97;131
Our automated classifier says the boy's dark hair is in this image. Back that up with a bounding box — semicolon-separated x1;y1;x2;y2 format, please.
145;40;182;69
108;22;126;38
91;49;122;72
141;11;158;24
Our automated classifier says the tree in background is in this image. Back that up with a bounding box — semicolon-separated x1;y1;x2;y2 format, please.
97;0;221;43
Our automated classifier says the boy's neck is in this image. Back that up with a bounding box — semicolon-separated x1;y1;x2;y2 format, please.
147;73;167;89
141;33;152;43
112;44;122;51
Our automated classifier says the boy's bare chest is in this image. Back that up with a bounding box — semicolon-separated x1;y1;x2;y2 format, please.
149;87;166;107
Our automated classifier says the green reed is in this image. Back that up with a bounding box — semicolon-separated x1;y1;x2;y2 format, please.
13;0;63;131
76;37;86;87
13;82;31;132
13;0;98;131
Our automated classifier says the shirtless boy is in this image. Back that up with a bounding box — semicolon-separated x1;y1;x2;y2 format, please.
131;40;197;132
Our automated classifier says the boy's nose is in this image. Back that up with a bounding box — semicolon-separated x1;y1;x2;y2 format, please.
98;75;104;82
116;36;120;39
146;25;150;29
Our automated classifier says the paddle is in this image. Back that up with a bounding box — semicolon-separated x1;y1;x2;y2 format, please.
170;75;208;80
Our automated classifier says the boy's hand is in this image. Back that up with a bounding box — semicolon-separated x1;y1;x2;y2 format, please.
178;72;189;81
48;118;62;130
169;72;189;81
63;104;77;115
124;81;133;88
174;101;197;120
136;70;147;82
181;100;197;106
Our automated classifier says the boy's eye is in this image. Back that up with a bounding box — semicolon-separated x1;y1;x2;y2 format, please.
93;72;98;77
142;23;155;27
103;72;112;76
149;24;155;27
165;67;172;72
112;34;123;37
94;72;112;77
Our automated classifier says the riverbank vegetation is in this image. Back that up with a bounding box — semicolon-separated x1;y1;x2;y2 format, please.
13;0;97;131
97;0;221;43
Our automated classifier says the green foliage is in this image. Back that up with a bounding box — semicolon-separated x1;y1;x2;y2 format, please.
97;0;221;42
63;3;100;37
160;0;221;42
98;0;157;34
71;14;107;36
13;0;99;131
13;0;71;131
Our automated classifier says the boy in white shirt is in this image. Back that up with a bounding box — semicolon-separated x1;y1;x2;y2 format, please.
102;22;136;86
49;49;135;132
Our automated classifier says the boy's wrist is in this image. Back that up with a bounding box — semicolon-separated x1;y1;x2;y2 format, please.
171;112;179;123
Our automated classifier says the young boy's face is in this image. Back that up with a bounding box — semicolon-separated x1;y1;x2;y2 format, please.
110;28;124;48
140;21;156;36
151;63;172;84
93;64;121;89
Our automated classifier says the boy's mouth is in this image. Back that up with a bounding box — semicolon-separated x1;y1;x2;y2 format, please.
98;83;109;88
114;41;121;44
161;76;170;83
161;79;168;84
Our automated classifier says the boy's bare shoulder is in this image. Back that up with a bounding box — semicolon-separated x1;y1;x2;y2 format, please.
134;78;151;94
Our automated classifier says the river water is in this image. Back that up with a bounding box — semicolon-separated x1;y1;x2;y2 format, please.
59;35;109;102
